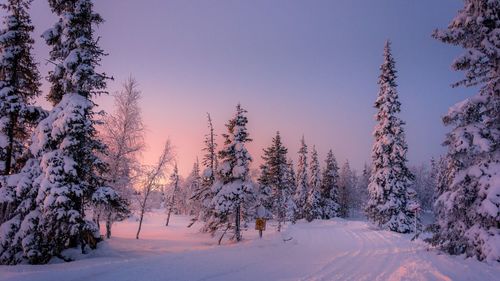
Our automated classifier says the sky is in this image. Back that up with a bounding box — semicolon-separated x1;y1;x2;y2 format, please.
22;0;472;177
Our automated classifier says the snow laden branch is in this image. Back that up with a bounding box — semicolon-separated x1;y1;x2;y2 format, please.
135;140;173;239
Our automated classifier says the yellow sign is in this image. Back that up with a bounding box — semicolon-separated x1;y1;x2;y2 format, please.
255;218;266;231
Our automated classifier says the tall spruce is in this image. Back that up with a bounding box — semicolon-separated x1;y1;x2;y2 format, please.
0;0;44;229
304;145;322;221
192;113;217;229
430;0;500;262
338;160;355;218
186;159;202;216
165;163;179;227
0;0;42;177
209;104;253;243
258;131;291;231
294;136;309;219
320;150;340;219
365;41;416;233
284;158;297;222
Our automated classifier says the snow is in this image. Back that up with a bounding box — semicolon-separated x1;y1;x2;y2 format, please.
1;210;498;281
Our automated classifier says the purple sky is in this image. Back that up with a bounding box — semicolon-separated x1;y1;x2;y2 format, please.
23;0;471;176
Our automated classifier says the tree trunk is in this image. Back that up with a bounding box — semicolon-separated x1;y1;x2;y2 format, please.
4;114;16;175
166;207;172;226
235;203;241;242
106;212;112;239
136;209;144;239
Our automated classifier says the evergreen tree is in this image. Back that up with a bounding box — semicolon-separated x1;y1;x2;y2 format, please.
294;136;308;219
0;0;43;225
284;159;297;222
0;0;42;176
1;0;115;264
258;131;291;231
365;41;416;233
304;146;322;221
320;150;340;219
185;159;202;216
351;163;370;213
338;160;355;218
192;113;217;229
430;1;499;262
209;104;253;243
165;163;179;226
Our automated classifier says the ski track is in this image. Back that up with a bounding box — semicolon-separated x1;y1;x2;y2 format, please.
0;214;498;281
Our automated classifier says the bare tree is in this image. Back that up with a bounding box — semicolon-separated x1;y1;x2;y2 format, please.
100;76;145;238
135;140;173;239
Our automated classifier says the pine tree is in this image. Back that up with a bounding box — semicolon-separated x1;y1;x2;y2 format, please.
165;163;179;226
258;131;291;230
1;0;115;264
304;146;322;221
365;41;416;233
209;104;253;243
294;136;308;219
192;113;217;229
0;0;42;176
186;159;202;216
431;1;499;262
338;160;355;218
351;163;370;213
320;150;340;219
0;0;43;225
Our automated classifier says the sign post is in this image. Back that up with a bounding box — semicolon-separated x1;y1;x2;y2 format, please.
255;218;266;238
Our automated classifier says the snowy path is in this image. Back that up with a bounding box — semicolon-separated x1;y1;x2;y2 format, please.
1;212;498;281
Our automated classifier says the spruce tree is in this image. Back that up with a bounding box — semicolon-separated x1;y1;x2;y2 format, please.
0;0;43;227
284;159;297;222
304;146;322;221
431;0;499;262
165;163;179;226
365;41;416;233
210;104;253;243
258;131;290;230
338;160;355;218
193;113;217;229
320;149;340;219
186;159;202;216
2;0;114;264
0;0;42;176
294;136;308;219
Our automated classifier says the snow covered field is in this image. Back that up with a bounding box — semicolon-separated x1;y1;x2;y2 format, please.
0;210;498;281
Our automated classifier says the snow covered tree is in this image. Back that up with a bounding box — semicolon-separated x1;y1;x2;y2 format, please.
165;162;179;226
0;0;42;176
258;131;292;230
0;0;43;225
208;104;253;243
136;141;173;239
294;136;309;219
304;146;322;221
338;160;355;218
351;163;370;213
366;41;416;233
185;159;201;216
410;163;435;212
431;0;500;262
284;159;297;222
99;76;145;238
191;113;217;229
320;149;340;219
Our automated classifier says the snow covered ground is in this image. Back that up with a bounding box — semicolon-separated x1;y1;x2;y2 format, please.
0;210;498;281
